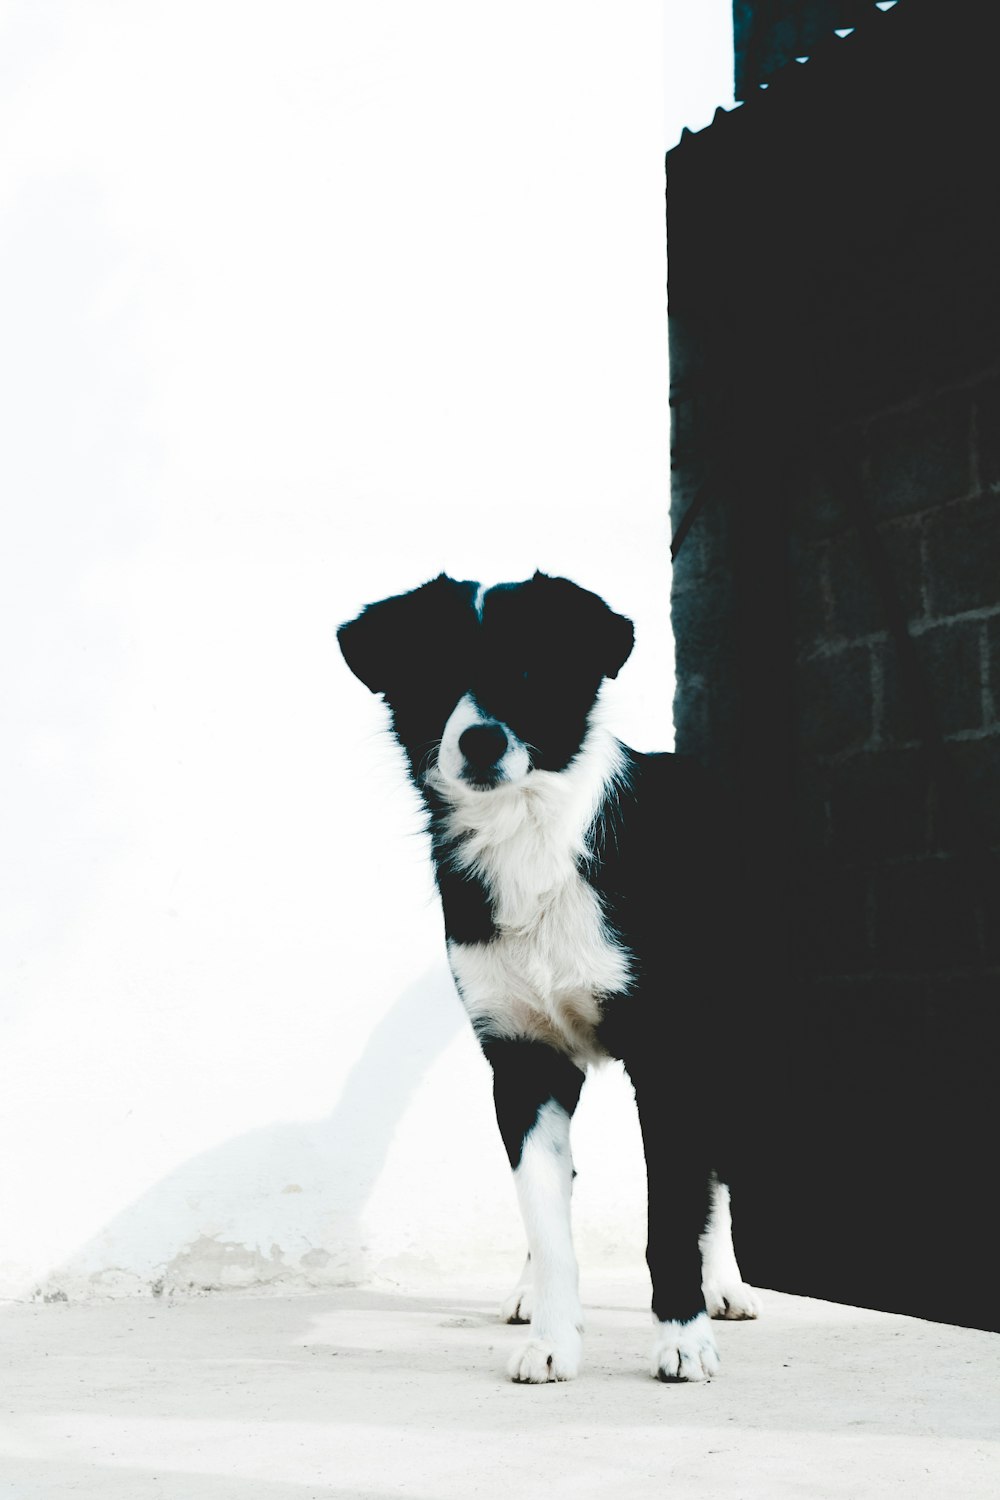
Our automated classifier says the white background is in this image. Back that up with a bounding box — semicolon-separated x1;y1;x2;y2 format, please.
0;1;731;1299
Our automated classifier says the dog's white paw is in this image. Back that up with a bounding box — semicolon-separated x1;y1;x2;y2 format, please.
501;1284;533;1325
703;1277;762;1320
651;1311;720;1382
508;1328;582;1383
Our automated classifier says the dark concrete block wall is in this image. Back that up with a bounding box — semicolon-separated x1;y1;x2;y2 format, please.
670;359;1000;1329
669;0;1000;1330
786;373;1000;980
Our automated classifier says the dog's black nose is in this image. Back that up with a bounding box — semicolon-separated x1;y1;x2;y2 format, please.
459;723;508;770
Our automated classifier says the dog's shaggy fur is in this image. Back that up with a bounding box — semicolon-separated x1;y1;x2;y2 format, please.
338;572;759;1382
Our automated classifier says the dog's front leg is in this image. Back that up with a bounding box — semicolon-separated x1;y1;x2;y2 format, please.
481;1037;586;1383
630;1067;720;1382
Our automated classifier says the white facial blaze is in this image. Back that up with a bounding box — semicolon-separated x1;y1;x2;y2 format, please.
435;692;531;788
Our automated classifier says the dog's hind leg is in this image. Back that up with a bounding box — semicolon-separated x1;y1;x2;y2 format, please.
481;1038;585;1383
701;1175;762;1320
500;1251;533;1324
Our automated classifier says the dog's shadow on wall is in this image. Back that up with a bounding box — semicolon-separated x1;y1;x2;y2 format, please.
44;964;465;1298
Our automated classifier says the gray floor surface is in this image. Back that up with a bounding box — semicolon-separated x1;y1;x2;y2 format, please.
2;1276;999;1499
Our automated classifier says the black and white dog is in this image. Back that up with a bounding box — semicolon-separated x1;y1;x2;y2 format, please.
338;571;760;1383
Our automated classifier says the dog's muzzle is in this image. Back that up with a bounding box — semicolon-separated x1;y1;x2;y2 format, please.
436;693;531;790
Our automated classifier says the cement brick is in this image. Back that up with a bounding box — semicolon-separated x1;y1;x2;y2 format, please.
788;538;830;651
827;749;933;861
670;394;699;468
937;736;1000;850
698;484;733;581
989;615;1000;725
914;619;986;736
672;675;709;761
981;871;1000;963
976;377;1000;490
794;646;873;756
669;461;708;551
825;529;878;640
825;521;924;641
793;860;872;974
925;495;1000;617
922;974;1000;1099
877;636;921;748
872;856;982;971
670;463;734;585
786;438;860;543
671;573;735;666
865;394;974;520
880;521;927;625
671;573;738;762
792;764;831;857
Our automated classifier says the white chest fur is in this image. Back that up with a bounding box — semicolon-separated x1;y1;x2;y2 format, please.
441;729;631;1065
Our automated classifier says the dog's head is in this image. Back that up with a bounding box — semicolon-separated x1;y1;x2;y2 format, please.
337;571;634;792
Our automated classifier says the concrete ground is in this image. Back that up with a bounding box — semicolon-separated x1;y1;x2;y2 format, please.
2;1275;998;1499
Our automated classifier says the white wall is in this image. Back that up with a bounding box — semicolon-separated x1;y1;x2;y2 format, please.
0;2;732;1300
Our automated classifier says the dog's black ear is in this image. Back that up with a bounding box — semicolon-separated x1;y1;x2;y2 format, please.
529;571;634;681
602;606;635;680
337;600;394;695
337;574;478;696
